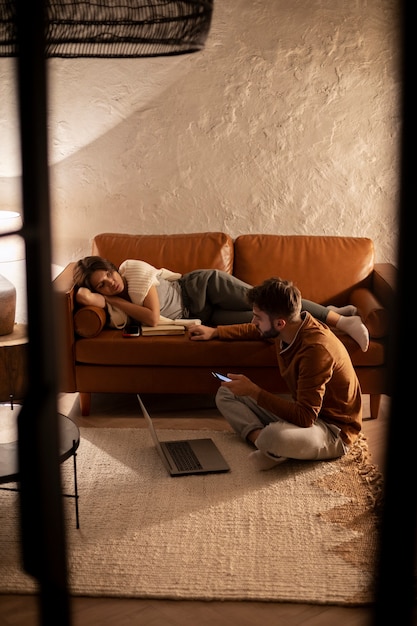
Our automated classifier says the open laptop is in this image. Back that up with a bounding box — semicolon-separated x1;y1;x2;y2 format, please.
137;394;230;476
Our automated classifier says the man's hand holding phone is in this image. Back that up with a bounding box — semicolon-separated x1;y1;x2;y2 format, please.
211;372;232;382
212;371;261;400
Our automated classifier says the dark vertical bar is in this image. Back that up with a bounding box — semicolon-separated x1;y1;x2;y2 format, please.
372;1;416;624
14;1;71;624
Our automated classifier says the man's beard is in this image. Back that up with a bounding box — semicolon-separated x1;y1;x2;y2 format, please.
260;326;280;339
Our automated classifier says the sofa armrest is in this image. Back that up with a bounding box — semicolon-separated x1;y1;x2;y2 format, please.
372;263;397;310
349;288;388;338
53;262;77;391
349;263;396;339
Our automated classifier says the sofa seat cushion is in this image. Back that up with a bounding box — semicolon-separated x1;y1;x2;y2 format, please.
75;332;278;367
74;331;386;368
333;335;386;366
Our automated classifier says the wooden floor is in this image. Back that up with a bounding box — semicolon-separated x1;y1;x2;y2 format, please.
0;393;413;625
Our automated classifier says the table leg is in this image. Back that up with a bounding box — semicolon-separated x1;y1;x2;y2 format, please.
72;440;79;529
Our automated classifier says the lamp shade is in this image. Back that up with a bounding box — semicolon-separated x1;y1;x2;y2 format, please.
0;210;24;263
0;0;214;58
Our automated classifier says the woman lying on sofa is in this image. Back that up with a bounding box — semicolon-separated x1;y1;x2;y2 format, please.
72;256;369;351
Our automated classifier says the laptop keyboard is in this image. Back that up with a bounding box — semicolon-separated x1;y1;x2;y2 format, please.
165;441;203;471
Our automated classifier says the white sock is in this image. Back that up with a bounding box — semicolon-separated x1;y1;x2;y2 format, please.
336;315;369;352
327;305;357;316
248;450;288;471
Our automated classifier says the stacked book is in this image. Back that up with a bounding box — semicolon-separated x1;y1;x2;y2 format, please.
141;319;201;336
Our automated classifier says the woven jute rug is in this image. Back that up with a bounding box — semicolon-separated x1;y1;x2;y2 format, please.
0;427;383;604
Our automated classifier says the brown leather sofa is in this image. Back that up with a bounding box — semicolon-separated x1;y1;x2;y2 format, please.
54;232;396;418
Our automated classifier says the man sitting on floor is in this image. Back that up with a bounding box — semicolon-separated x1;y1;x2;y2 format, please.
189;277;362;470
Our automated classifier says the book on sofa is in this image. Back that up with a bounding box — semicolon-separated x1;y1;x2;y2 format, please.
141;323;186;336
141;317;201;336
160;318;201;328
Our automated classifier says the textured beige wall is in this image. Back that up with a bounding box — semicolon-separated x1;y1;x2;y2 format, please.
0;0;401;276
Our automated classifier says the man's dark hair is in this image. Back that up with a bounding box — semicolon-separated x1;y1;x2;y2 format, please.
247;277;302;321
73;256;118;291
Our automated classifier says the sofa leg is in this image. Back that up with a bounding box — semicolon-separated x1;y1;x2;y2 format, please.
369;394;380;420
79;392;91;416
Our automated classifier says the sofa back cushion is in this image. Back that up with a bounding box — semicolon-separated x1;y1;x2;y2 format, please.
92;232;234;274
233;235;374;304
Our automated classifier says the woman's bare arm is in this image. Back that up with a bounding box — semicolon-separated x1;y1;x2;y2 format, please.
105;284;161;326
75;287;106;308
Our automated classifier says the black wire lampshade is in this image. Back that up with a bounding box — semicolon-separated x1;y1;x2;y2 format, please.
0;0;214;58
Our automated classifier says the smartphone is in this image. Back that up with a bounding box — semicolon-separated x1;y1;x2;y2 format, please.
122;324;140;337
211;371;232;382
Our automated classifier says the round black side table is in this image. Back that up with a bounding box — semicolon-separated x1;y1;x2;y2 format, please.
0;402;80;528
